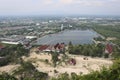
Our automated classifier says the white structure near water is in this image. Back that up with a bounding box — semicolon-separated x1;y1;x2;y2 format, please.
26;36;37;39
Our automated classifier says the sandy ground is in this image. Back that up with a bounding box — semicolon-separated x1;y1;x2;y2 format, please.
23;52;113;77
106;37;117;41
0;48;113;77
0;64;20;74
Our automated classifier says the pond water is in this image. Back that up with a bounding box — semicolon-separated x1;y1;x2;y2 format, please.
36;30;98;45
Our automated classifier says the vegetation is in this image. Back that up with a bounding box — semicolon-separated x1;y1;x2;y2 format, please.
0;61;48;80
68;42;105;57
93;37;105;41
0;73;17;80
0;44;29;66
51;51;59;67
92;25;120;39
111;46;120;59
13;61;48;80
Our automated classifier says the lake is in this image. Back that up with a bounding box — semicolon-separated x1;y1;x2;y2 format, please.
36;30;98;45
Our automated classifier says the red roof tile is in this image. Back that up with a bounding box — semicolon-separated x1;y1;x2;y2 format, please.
105;44;113;53
0;45;4;49
38;45;49;51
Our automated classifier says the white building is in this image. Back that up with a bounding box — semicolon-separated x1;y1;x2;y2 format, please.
1;41;20;45
26;36;37;39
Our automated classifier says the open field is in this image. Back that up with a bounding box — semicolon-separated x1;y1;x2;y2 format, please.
23;51;113;77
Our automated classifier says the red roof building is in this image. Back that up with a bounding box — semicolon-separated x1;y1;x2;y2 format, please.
68;58;76;65
105;44;113;54
0;44;4;50
38;45;49;51
38;43;65;53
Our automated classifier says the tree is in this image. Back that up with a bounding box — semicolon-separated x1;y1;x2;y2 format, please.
68;41;73;54
71;72;78;80
51;52;59;67
13;61;48;80
0;72;17;80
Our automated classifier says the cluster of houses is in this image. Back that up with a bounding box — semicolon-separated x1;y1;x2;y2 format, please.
0;35;37;50
38;42;113;54
0;35;36;45
38;43;65;53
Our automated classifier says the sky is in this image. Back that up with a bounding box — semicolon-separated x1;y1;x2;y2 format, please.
0;0;120;16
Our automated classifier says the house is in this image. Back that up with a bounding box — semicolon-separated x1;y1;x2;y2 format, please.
54;43;65;52
38;43;65;53
105;44;113;54
25;36;37;39
0;44;4;51
68;58;76;65
38;45;50;52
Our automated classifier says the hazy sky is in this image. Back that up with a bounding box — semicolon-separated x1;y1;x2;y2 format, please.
0;0;120;16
